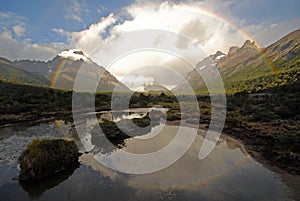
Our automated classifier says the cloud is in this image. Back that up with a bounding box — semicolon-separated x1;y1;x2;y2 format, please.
242;19;300;47
110;1;247;54
65;0;89;24
54;13;117;54
12;25;25;37
0;11;27;38
0;30;65;61
0;11;62;61
97;4;105;14
0;11;27;22
107;50;194;91
117;74;154;91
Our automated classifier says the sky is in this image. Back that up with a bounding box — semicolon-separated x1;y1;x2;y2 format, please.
0;0;300;89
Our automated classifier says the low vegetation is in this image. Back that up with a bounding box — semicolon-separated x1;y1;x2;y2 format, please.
18;139;79;180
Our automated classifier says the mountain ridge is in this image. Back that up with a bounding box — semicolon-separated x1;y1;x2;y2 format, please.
0;50;130;92
175;28;300;94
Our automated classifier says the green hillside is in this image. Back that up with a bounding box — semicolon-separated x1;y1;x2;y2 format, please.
223;48;300;94
193;32;300;94
0;60;48;86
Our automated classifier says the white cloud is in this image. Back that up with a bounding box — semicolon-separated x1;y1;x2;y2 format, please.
65;0;89;24
97;4;105;14
0;31;65;61
0;11;27;22
242;19;300;47
117;74;154;91
0;11;27;38
0;11;13;19
54;13;117;54
12;24;25;37
0;11;62;61
52;28;66;35
109;1;248;54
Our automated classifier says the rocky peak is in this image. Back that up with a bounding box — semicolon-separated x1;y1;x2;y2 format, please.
215;51;225;56
241;40;257;49
211;51;226;60
73;50;85;56
228;46;239;56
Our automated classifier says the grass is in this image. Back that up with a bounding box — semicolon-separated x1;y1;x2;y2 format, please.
18;139;79;180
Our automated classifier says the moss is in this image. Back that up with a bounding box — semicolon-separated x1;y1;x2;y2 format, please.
18;139;79;181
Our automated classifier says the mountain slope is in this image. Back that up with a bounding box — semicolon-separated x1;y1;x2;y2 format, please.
45;49;129;92
176;28;300;94
2;49;129;92
0;57;49;86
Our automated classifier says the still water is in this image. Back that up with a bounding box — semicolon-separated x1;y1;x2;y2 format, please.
0;112;294;201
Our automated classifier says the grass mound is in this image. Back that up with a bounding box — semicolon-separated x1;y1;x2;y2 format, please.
18;139;79;180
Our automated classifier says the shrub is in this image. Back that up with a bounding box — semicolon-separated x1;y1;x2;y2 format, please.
18;139;79;180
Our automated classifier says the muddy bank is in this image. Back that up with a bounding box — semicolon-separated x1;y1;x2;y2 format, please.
0;111;73;128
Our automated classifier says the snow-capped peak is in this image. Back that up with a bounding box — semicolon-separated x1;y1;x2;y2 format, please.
58;49;92;63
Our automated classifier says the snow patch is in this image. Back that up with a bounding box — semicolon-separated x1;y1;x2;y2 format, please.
198;65;206;70
58;49;92;63
215;54;225;60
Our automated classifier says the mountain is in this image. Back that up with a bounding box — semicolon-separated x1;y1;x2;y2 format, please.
175;28;300;94
144;84;170;93
44;49;129;92
1;49;129;92
0;57;48;86
263;29;300;61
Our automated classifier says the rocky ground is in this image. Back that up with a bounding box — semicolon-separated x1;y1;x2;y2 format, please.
0;121;71;167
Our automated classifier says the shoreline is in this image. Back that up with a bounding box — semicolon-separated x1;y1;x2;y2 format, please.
0;112;72;128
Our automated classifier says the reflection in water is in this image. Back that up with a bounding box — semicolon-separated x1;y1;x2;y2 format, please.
100;111;147;122
89;109;163;154
19;164;79;200
77;123;292;201
87;125;248;188
98;108;168;122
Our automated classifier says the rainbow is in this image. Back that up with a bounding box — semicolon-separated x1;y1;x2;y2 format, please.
176;4;276;75
50;58;68;88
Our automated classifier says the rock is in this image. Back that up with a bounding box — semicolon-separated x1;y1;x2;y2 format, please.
18;139;79;181
227;46;239;56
